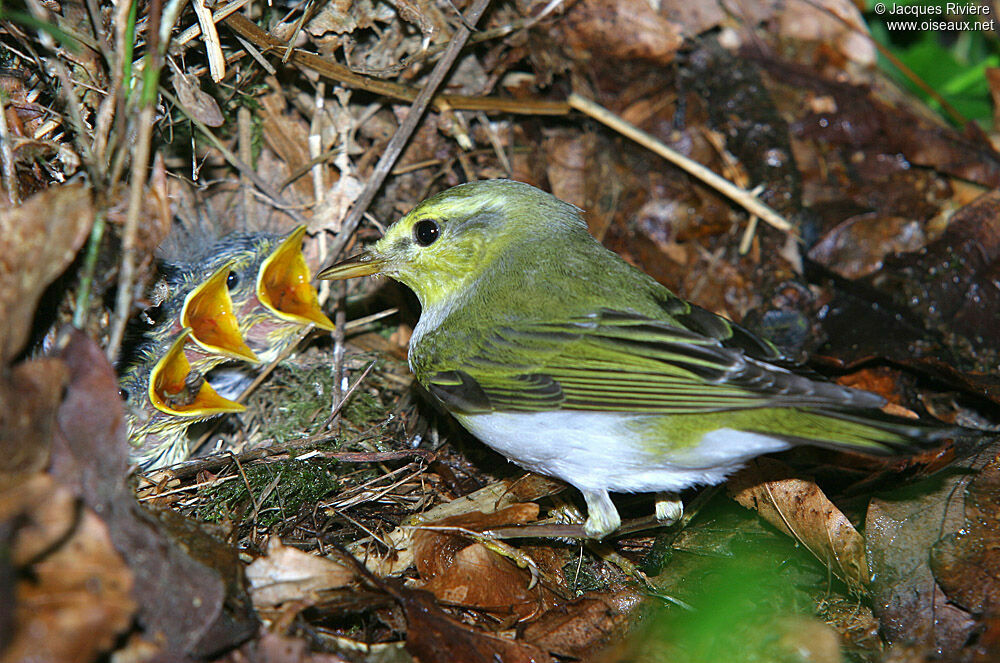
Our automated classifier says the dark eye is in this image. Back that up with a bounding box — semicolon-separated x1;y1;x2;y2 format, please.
413;219;440;247
119;388;129;401
226;271;239;290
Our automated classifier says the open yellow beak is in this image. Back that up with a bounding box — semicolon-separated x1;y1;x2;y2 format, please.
149;329;246;417
181;261;260;363
317;250;386;280
257;226;335;331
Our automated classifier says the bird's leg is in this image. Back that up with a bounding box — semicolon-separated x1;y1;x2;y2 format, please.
654;492;684;525
582;489;621;540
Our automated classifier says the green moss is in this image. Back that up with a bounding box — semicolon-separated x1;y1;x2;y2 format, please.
250;359;390;444
197;457;340;527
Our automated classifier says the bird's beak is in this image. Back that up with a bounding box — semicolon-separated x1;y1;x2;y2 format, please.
181;262;260;363
317;249;386;280
149;329;246;417
257;226;335;331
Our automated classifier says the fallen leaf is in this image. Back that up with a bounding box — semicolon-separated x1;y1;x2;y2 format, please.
397;583;548;663
0;184;92;362
1;475;135;663
520;591;642;658
808;213;927;279
729;457;869;591
49;330;258;657
866;461;982;655
931;455;1000;622
0;356;68;480
247;536;356;609
413;504;558;620
559;0;683;64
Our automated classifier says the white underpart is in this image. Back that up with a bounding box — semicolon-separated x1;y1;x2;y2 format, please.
455;410;793;494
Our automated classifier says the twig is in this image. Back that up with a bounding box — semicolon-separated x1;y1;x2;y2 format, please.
323;359;377;430
0;93;18;205
567;93;796;236
173;0;251;50
191;0;226;81
221;13;568;118
106;0;181;360
326;0;495;261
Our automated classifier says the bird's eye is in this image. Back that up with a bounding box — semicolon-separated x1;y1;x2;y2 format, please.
413;219;440;247
226;271;239;290
119;388;129;401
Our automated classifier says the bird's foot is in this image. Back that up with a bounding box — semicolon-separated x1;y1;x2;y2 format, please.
654;492;684;525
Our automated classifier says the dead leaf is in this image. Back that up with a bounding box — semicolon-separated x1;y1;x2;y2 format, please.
173;70;224;127
520;591;642;658
247;537;356;609
413;504;558;620
729;457;869;590
0;473;76;565
808;213;927;279
49;330;258;657
1;475;135;663
560;0;683;64
0;184;92;362
397;583;548;663
0;357;68;480
931;455;1000;620
866;461;982;655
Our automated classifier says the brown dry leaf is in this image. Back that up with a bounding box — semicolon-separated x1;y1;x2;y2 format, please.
930;456;1000;624
0;183;92;362
173;70;224;127
869;188;1000;373
247;536;356;609
559;0;683;64
353;477;564;577
306;0;394;36
0;473;76;565
866;459;981;655
728;457;868;591
413;504;559;620
396;584;549;663
49;330;258;657
775;0;876;67
520;591;643;659
1;475;135;663
808;214;927;279
259;91;316;201
0;357;68;479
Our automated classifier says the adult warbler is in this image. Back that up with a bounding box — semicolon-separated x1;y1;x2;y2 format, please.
319;180;948;539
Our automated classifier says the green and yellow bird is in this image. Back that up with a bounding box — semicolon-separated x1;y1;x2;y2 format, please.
319;179;950;539
121;227;334;469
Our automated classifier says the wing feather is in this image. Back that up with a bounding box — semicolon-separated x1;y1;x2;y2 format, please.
424;309;884;415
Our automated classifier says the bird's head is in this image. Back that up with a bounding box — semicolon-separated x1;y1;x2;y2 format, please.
319;180;586;308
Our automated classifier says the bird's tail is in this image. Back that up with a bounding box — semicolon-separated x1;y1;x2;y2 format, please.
771;407;956;455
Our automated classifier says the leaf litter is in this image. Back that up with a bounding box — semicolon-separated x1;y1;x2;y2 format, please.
2;0;1000;661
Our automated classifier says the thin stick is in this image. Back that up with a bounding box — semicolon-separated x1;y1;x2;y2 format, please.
567;93;796;235
191;0;226;81
326;0;494;261
0;93;18;205
323;359;377;430
222;11;566;118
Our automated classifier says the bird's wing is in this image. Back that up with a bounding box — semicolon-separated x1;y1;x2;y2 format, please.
423;308;884;415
